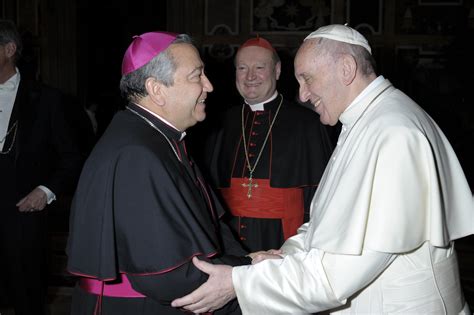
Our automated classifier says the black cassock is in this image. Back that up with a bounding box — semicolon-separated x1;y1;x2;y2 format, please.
67;103;249;315
204;96;333;252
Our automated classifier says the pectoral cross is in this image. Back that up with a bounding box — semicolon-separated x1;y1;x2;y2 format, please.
242;175;258;198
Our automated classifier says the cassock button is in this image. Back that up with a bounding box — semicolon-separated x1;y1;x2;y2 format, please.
240;236;246;241
250;142;256;147
251;131;258;136
240;224;246;229
249;153;255;157
254;121;261;125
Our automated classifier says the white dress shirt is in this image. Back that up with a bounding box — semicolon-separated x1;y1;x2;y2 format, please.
0;71;20;151
0;70;56;204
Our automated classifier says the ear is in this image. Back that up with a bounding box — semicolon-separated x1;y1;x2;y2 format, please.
275;61;282;81
5;42;16;59
145;77;166;106
339;54;357;86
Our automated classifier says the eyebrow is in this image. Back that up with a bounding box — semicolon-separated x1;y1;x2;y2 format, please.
188;65;204;76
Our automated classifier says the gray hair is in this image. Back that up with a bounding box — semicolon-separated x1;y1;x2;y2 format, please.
119;33;192;102
313;37;376;76
0;19;23;63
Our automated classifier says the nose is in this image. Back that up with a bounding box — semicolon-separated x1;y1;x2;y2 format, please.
246;68;256;80
299;84;310;103
202;74;214;92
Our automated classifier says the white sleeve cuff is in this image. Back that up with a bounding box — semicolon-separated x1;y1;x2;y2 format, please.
37;185;56;204
233;249;343;314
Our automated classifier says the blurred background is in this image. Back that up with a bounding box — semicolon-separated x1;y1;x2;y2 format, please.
1;0;473;313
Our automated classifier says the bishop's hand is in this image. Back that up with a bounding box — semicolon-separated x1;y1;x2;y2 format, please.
171;257;235;313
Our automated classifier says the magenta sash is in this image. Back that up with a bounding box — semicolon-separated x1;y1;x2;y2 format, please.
80;274;145;298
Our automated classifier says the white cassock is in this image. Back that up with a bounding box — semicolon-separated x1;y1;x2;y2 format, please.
232;77;474;314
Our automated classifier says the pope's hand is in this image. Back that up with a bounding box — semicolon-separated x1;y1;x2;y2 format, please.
171;257;235;313
246;250;267;260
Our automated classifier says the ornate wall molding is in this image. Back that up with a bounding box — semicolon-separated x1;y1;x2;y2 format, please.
205;0;239;35
250;0;334;33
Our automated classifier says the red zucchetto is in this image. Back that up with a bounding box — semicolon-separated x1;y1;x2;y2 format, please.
238;36;276;53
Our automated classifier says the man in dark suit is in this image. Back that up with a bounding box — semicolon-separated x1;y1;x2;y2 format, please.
0;19;82;315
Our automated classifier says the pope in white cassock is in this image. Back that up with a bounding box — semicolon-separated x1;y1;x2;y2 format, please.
171;24;474;314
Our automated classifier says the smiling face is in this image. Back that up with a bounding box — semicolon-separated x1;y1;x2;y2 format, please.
162;43;213;131
235;46;281;105
294;40;346;126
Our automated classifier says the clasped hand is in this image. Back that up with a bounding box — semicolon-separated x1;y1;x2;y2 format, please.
247;248;283;264
171;249;283;313
171;257;235;313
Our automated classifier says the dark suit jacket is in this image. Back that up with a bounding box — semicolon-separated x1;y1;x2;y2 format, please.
1;79;82;203
0;78;83;315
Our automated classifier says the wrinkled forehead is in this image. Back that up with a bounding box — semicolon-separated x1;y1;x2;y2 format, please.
294;41;325;75
295;41;316;63
236;45;274;63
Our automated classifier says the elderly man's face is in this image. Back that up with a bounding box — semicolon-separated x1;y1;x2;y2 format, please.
235;46;280;105
162;43;213;131
294;40;344;126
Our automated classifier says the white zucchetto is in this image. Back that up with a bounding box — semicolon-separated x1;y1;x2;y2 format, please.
305;24;372;54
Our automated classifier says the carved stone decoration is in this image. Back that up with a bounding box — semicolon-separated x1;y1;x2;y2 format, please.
205;0;239;35
204;43;238;60
396;0;468;34
251;0;332;33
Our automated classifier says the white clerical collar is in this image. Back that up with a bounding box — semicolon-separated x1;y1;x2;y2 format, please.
345;75;385;112
133;103;186;141
246;91;278;111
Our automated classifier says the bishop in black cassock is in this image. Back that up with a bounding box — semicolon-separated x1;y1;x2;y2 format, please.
67;31;249;315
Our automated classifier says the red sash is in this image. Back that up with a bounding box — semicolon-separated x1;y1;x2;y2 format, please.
220;178;304;239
